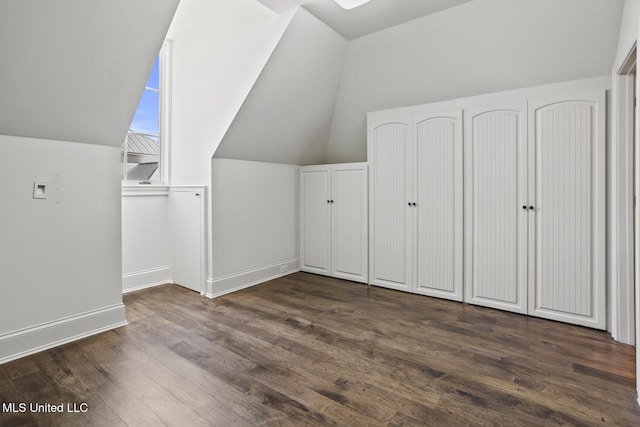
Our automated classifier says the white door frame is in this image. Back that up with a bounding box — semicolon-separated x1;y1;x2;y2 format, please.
614;44;638;344
611;43;637;345
611;30;639;403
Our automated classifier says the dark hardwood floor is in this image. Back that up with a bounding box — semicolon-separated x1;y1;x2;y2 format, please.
1;272;639;426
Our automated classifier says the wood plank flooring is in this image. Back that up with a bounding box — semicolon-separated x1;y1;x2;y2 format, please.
1;272;639;426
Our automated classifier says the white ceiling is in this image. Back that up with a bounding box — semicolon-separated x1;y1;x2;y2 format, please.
0;0;179;147
256;0;473;40
216;7;347;164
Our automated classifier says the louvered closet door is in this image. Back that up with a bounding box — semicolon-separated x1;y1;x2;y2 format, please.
529;92;606;329
300;167;331;276
368;118;413;291
331;164;368;283
464;104;528;313
413;111;463;301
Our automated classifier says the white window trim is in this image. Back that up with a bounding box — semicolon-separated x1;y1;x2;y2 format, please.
160;40;172;186
121;185;170;197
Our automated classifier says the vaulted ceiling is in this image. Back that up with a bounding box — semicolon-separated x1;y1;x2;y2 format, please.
256;0;472;39
216;0;624;166
215;7;347;164
0;0;179;147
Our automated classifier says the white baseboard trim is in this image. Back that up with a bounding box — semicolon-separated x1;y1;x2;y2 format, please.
122;266;172;293
205;258;299;298
0;304;127;365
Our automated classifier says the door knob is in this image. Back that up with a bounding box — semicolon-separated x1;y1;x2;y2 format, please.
529;206;535;210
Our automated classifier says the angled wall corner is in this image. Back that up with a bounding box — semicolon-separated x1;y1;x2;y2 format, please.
0;0;180;147
168;0;295;186
213;6;348;166
167;0;299;298
208;158;299;298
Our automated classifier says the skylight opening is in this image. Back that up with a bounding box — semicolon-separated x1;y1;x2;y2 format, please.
334;0;372;10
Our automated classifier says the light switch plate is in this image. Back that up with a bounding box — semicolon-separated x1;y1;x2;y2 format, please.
33;181;48;199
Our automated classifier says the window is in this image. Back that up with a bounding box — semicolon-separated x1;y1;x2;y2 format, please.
122;54;162;183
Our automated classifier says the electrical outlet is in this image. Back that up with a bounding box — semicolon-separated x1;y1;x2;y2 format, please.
280;265;288;273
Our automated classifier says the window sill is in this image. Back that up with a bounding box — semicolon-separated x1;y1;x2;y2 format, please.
121;185;170;197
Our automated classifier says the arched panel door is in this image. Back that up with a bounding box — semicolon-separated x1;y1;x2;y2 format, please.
464;104;528;314
528;92;606;329
368;118;413;291
413;111;463;301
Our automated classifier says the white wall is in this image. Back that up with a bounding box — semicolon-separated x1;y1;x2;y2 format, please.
615;0;640;67
167;0;297;292
121;190;173;292
208;159;298;297
325;0;624;163
167;0;294;185
0;135;126;363
214;7;347;165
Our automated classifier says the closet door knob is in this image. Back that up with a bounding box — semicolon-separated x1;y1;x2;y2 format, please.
529;206;535;210
412;203;417;207
522;205;527;210
408;202;412;206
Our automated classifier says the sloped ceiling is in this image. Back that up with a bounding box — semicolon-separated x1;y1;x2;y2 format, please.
323;0;626;162
257;0;472;40
214;7;347;165
0;0;180;147
165;0;295;185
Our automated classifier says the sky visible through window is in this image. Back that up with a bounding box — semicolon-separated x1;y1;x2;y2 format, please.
130;57;159;137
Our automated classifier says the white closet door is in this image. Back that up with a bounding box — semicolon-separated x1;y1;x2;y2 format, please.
413;111;463;301
331;164;368;283
368;118;413;291
300;167;331;276
464;104;528;313
171;188;205;294
528;91;606;329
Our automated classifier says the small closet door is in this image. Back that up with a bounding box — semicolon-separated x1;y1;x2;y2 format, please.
464;104;528;314
413;111;463;301
171;187;206;294
368;118;413;291
331;164;368;283
528;91;606;329
300;166;331;276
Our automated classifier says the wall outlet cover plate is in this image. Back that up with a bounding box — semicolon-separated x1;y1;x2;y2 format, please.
33;181;48;199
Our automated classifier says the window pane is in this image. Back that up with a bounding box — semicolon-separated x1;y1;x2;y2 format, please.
130;89;159;135
146;57;159;90
123;133;160;182
123;52;162;183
